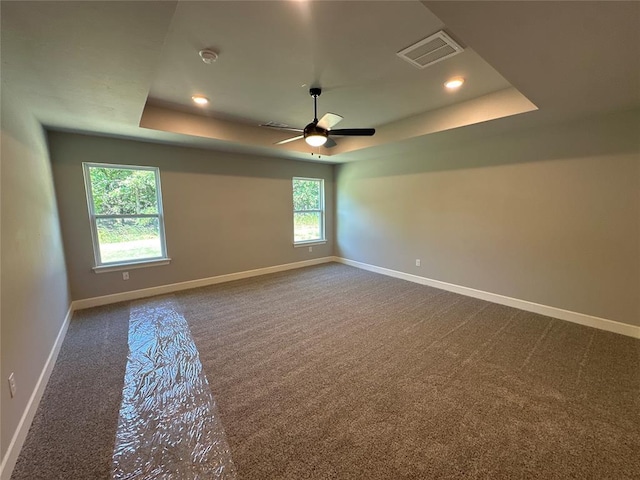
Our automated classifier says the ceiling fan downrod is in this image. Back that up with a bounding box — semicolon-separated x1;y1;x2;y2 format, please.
310;87;321;123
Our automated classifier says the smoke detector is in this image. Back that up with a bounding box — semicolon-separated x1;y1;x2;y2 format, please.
397;31;463;69
199;49;219;64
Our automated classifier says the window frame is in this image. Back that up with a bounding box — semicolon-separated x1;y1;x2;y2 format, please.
292;176;326;245
82;162;169;270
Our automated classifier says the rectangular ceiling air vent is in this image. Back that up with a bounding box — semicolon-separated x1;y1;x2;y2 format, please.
397;31;464;69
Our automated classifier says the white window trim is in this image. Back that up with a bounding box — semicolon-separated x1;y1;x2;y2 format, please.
83;162;169;270
293;176;326;245
293;240;327;247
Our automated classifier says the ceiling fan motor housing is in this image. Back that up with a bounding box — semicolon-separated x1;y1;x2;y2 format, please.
303;121;328;146
304;122;327;138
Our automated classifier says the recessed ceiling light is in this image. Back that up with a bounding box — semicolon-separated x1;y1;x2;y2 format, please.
192;95;209;105
444;77;465;90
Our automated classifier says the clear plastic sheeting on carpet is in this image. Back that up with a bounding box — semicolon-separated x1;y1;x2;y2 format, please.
112;297;236;479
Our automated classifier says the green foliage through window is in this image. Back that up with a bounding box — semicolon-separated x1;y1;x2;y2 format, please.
89;167;158;215
293;179;321;210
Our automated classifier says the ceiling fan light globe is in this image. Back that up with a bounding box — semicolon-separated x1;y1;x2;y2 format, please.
305;134;328;147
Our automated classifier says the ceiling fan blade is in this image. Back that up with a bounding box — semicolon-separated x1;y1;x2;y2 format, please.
275;135;304;145
317;112;343;130
329;128;375;136
260;124;304;133
323;138;337;149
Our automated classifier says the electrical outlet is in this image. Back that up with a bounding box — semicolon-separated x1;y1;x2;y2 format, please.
309;246;313;252
122;271;129;280
8;373;16;398
415;259;421;267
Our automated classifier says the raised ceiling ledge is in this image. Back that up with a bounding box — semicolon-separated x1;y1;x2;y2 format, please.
331;88;538;155
139;104;326;156
139;87;537;158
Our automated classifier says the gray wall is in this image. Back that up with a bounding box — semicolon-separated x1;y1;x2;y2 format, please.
0;87;71;461
336;109;640;327
48;132;334;300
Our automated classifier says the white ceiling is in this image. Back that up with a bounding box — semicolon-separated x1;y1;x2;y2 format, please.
2;1;638;163
149;1;511;127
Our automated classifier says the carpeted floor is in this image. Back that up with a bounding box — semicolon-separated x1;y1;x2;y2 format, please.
11;304;130;479
11;263;640;479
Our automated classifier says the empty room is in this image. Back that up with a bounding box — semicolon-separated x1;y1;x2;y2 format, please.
1;1;639;479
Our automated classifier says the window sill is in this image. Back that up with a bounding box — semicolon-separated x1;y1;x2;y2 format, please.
294;240;327;247
93;258;171;274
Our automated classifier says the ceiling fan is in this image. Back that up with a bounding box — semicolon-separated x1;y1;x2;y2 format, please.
261;87;375;148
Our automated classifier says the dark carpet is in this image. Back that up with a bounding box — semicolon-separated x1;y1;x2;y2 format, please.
11;263;640;479
11;304;130;479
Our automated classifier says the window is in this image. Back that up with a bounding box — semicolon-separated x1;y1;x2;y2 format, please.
83;163;168;268
293;177;325;244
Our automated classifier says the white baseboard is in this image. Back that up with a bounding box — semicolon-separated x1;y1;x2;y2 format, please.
336;257;640;339
73;256;336;310
0;305;73;480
